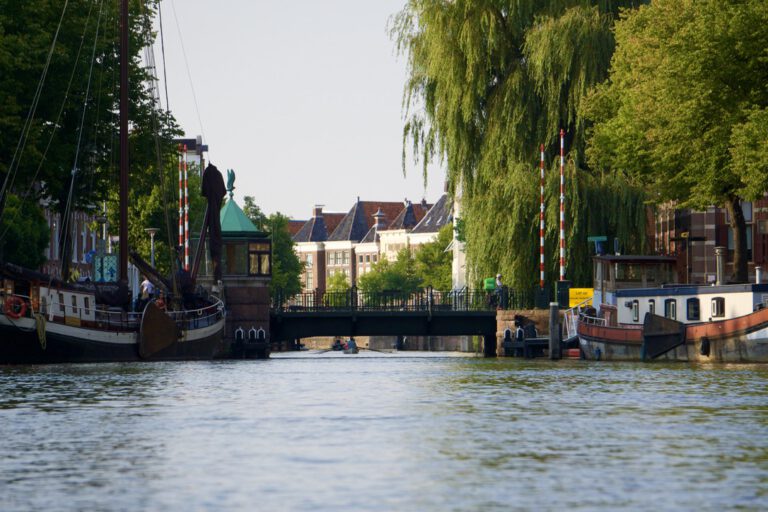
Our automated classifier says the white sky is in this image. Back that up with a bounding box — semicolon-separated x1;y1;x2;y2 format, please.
155;0;445;220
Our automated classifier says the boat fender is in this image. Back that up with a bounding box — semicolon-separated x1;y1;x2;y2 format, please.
4;296;27;319
595;347;602;361
699;336;710;357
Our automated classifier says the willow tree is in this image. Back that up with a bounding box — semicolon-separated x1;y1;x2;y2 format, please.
584;0;768;283
393;0;648;290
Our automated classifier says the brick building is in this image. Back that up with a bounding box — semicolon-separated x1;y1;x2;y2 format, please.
653;197;768;284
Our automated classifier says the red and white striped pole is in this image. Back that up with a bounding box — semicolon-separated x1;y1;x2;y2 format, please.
178;145;184;255
559;129;565;281
540;143;545;290
183;144;189;271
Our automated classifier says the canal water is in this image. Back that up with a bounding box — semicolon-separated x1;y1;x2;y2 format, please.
1;353;767;511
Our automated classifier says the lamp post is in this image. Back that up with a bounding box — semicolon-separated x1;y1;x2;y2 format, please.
145;228;159;267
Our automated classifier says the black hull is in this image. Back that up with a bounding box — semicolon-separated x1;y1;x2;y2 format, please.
0;324;226;365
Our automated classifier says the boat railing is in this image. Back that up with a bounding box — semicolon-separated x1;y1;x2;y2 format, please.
165;299;225;330
5;291;224;332
563;297;603;339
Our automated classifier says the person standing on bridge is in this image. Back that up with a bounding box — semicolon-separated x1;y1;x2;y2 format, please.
495;273;506;309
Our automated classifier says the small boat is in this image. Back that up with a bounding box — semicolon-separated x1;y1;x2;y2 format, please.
343;338;359;354
570;253;768;362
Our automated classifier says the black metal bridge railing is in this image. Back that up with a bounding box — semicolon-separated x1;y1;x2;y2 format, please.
272;287;540;313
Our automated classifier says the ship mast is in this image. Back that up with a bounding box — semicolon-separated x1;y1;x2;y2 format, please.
119;0;129;283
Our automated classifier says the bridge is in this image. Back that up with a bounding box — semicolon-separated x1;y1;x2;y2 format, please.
270;287;537;357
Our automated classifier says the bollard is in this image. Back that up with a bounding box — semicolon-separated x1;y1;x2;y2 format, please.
549;302;561;360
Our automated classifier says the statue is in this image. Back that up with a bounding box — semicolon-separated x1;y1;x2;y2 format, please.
226;169;236;199
201;164;227;284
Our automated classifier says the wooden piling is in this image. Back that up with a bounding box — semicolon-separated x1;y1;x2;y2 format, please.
549;302;561;360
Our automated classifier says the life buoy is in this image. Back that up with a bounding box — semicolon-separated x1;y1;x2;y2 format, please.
4;296;27;319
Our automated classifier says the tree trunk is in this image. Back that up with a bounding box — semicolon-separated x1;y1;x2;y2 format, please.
723;196;748;283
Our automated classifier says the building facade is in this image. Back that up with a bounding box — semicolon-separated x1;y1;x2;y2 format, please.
292;196;454;295
653;197;768;284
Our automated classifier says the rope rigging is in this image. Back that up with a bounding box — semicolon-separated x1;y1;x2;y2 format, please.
59;0;106;273
169;0;209;158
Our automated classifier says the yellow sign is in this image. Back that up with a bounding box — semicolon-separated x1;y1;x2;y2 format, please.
569;288;593;307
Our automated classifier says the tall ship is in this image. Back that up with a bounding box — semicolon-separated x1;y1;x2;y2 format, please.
0;1;226;364
570;249;768;362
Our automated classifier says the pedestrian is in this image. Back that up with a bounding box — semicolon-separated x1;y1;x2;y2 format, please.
140;276;155;300
495;273;505;309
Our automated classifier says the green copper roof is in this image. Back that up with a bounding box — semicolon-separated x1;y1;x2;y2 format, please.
220;198;258;234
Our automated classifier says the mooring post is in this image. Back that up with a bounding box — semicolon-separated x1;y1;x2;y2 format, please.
483;334;497;358
549;302;561;360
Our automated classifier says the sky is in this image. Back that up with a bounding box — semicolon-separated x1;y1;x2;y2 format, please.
155;0;446;220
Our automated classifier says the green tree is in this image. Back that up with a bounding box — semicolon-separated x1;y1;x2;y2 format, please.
583;0;768;282
358;249;422;294
265;212;303;300
0;1;180;274
324;270;351;307
414;225;453;291
393;0;648;290
242;196;267;231
0;194;48;269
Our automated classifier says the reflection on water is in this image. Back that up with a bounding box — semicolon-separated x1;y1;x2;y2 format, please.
1;355;767;511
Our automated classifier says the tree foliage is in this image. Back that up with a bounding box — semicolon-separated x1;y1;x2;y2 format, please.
393;0;648;290
358;248;422;294
242;196;267;231
0;0;180;273
266;212;304;300
0;194;49;269
414;225;453;291
583;0;768;282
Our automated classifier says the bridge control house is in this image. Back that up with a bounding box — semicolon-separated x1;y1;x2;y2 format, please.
195;195;272;357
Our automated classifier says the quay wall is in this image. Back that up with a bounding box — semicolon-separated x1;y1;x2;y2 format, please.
496;309;563;356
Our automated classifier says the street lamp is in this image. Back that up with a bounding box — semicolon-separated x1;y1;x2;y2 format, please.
145;228;159;267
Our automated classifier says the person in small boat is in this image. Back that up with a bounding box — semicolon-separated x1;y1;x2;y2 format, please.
345;338;358;352
331;338;344;351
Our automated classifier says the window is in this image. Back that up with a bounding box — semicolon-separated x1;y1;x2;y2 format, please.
711;297;725;318
305;272;313;290
224;243;249;274
373;255;378;263
71;295;78;315
358;255;363;263
343;251;349;265
365;255;370;263
84;297;90;316
248;242;271;276
687;298;700;321
664;299;677;320
648;299;656;316
305;254;313;268
58;293;65;313
632;300;639;322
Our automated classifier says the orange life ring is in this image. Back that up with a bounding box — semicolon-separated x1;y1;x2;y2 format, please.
4;296;27;319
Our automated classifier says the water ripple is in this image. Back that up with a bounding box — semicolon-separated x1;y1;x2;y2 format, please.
1;357;767;511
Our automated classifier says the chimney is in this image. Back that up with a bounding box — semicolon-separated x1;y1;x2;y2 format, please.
715;246;725;285
421;197;428;208
313;205;324;218
373;208;387;231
